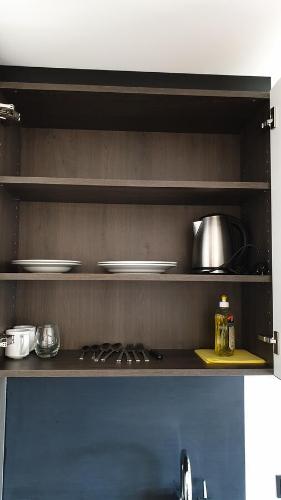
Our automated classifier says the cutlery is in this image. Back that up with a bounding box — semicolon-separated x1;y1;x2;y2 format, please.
79;345;90;360
101;343;122;362
135;343;150;362
126;344;140;362
94;342;111;363
90;344;99;361
116;347;132;364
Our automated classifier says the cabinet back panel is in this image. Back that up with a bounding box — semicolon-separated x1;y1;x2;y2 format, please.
17;202;240;273
20;128;241;181
15;282;241;349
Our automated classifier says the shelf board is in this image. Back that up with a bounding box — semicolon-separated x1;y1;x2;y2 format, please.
0;273;271;282
0;177;270;205
0;83;269;132
0;350;273;377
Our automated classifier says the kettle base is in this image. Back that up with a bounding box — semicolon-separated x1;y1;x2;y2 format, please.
192;268;228;274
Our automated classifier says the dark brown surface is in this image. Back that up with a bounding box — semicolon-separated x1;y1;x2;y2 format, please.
0;273;271;282
16;202;241;273
20;128;241;181
0;349;272;377
240;100;273;364
15;281;242;349
0;73;274;375
0;65;271;91
0;177;269;205
1;88;268;132
0;121;20;333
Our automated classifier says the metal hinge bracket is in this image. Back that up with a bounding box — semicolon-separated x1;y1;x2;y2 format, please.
261;107;276;130
258;330;279;355
0;103;20;122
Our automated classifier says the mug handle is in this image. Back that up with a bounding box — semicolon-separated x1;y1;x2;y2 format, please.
20;334;29;356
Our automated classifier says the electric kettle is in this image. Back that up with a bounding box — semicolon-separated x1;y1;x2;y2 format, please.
192;214;247;274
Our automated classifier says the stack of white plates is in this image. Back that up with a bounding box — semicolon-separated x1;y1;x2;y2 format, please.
98;261;177;274
12;259;82;273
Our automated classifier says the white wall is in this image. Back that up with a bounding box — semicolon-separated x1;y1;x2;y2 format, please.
245;376;281;500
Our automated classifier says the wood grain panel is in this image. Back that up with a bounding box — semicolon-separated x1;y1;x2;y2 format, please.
0;121;20;332
242;284;273;364
0;350;272;378
15;282;241;349
1;89;267;132
0;273;271;283
0;122;20;175
0;177;269;205
17;202;241;273
20;128;240;181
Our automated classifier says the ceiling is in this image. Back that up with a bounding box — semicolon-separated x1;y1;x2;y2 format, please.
1;0;281;85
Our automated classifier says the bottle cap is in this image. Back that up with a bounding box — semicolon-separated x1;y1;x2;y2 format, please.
219;294;229;308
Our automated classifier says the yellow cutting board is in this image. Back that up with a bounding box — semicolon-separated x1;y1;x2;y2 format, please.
195;349;266;365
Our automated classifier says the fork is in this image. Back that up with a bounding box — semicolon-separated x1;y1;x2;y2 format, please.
126;343;140;363
135;343;150;362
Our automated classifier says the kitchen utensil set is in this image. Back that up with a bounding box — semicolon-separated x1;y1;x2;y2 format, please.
78;343;163;364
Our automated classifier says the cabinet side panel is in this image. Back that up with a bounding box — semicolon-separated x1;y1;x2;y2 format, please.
240;100;270;182
0;121;20;331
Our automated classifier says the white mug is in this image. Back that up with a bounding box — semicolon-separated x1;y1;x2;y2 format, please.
12;325;36;351
5;329;30;359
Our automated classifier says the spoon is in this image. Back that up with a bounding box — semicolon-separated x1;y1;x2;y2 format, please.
101;343;122;362
90;344;99;361
94;343;111;363
79;345;90;360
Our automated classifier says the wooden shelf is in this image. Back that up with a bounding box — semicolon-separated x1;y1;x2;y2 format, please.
0;350;273;377
0;273;271;282
0;177;270;205
0;80;269;132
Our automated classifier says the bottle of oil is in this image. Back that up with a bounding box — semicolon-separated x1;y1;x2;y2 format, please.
215;294;235;356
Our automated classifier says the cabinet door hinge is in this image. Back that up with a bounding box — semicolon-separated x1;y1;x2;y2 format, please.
258;330;279;355
261;107;276;130
0;103;20;122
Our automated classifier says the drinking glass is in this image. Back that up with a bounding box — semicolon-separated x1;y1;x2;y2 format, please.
35;324;60;358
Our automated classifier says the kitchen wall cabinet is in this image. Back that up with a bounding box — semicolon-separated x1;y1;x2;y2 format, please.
0;66;275;377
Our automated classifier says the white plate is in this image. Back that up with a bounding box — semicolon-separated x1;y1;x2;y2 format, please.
12;260;82;273
98;261;177;274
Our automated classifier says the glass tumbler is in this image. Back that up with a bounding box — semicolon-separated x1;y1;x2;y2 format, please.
35;324;60;358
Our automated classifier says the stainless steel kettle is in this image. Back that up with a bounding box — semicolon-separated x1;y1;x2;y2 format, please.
192;214;247;274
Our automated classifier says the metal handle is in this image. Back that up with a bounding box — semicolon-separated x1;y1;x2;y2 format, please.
258;335;277;344
198;480;208;500
258;331;279;354
0;103;20;122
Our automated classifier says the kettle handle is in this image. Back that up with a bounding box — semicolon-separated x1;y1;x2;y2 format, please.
229;216;247;249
